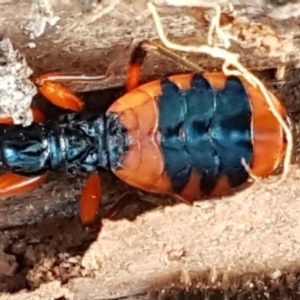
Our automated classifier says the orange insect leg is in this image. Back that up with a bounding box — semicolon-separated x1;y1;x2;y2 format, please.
0;106;45;125
30;106;46;123
0;116;17;125
79;172;101;225
33;73;85;112
0;172;47;197
126;42;147;91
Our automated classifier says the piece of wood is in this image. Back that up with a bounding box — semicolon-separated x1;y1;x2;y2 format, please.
2;0;300;82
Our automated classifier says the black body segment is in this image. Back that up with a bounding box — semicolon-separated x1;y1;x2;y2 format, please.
212;76;253;187
0;113;128;176
157;74;252;195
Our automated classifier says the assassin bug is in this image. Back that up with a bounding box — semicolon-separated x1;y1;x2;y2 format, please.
0;40;289;225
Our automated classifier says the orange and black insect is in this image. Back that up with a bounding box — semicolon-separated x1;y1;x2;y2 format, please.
0;41;288;225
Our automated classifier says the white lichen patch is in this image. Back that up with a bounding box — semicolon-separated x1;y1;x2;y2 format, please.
0;38;37;126
22;0;60;39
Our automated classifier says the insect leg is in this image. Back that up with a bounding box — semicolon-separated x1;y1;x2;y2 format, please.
0;172;47;197
0;106;45;124
79;172;101;225
126;41;147;91
33;72;106;112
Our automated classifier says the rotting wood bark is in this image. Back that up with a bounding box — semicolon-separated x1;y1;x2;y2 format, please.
2;0;300;78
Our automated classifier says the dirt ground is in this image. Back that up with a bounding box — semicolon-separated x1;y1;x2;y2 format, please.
2;0;300;300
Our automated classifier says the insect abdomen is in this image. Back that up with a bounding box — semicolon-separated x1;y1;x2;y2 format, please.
96;72;287;202
157;74;252;199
